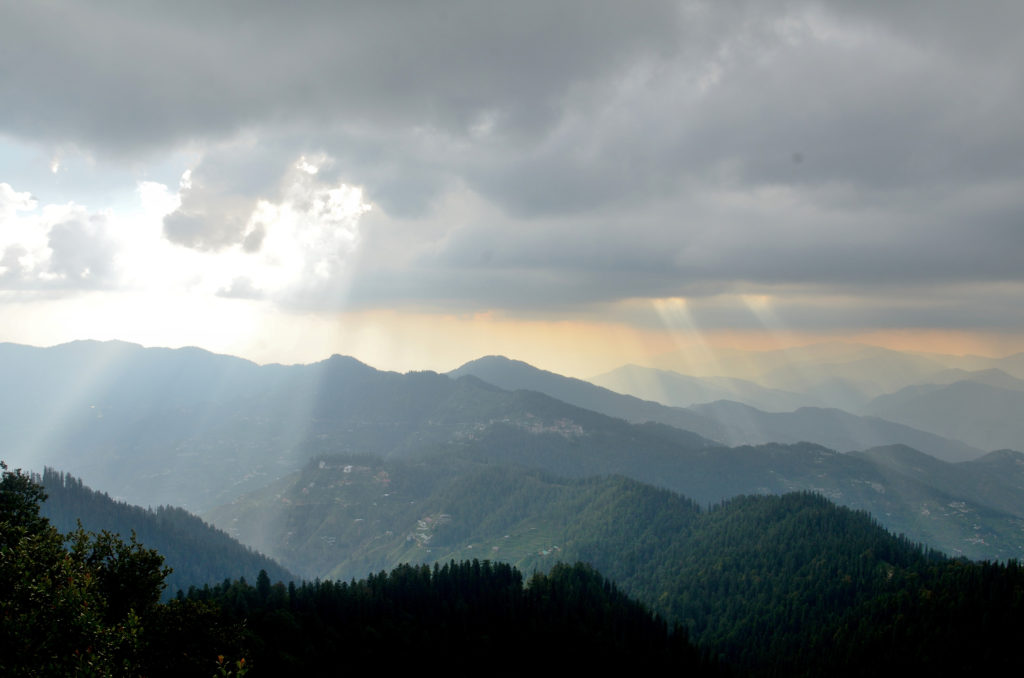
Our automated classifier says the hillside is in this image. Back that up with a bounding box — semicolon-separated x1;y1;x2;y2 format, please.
209;446;1024;582
2;463;714;676
37;467;293;595
207;456;1024;676
7;451;1024;676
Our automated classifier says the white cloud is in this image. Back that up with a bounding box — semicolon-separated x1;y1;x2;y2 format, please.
141;155;370;306
0;182;36;219
224;156;370;303
1;149;370;308
0;183;117;289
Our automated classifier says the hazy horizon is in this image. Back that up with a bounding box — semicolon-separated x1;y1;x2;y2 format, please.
5;334;1022;385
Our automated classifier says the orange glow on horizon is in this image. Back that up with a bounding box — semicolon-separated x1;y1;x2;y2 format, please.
3;292;1022;381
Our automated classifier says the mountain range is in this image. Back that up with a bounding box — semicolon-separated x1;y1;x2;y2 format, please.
453;355;986;462
8;338;1024;673
4;340;1023;560
590;363;817;411
863;380;1024;451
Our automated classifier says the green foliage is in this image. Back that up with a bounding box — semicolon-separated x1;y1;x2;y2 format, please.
1;462;151;674
213;455;1024;675
10;454;1024;675
0;461;49;547
0;461;245;676
555;490;1024;676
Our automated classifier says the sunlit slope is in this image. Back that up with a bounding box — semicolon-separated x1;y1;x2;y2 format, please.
208;441;1024;585
206;455;1024;676
0;340;314;509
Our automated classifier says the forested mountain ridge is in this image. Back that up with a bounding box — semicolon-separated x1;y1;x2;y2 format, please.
6;453;1024;676
207;454;1024;676
36;467;293;595
1;463;717;676
208;448;1024;586
184;560;719;675
451;425;1024;559
207;454;705;580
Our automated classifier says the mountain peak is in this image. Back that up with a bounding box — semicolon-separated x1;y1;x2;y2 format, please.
453;355;535;371
316;353;380;375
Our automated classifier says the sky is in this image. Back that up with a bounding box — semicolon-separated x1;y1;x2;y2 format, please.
2;1;1023;378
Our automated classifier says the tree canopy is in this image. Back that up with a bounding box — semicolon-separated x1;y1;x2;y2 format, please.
0;461;243;676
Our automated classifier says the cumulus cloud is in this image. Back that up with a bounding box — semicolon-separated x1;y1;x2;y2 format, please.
245;156;369;302
0;183;118;290
160;141;290;250
46;217;117;285
153;153;370;305
163;185;259;252
1;152;368;306
0;183;36;215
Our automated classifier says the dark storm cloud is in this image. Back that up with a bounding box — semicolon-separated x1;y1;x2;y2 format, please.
2;0;1024;328
349;177;1024;309
0;1;680;153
